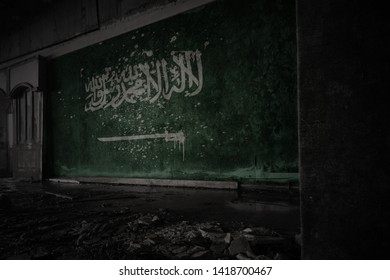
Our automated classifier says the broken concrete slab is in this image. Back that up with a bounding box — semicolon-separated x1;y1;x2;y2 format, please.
228;237;252;256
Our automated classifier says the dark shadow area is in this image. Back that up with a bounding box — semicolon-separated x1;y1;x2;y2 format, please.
0;179;300;260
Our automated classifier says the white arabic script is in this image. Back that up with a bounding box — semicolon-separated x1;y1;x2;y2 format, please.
84;50;203;112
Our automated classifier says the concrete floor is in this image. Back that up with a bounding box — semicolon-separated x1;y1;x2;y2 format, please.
0;179;300;259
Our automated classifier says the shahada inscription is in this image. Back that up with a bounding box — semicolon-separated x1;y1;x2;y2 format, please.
83;50;203;112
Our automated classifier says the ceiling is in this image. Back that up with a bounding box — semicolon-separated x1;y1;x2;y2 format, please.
0;0;55;36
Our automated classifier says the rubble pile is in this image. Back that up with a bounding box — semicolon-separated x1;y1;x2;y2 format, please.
0;186;300;260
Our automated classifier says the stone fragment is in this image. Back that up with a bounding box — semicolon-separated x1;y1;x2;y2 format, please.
228;237;251;255
224;232;232;244
192;250;209;258
177;246;205;258
137;216;152;225
184;230;197;240
128;242;142;250
44;191;73;200
141;238;155;246
236;253;251;260
242;228;253;233
198;228;225;242
136;214;160;226
172;246;188;255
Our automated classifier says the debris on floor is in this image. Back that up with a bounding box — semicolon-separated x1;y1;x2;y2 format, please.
0;182;300;260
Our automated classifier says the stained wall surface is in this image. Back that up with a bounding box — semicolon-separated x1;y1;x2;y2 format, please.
298;0;390;259
48;0;297;183
0;0;98;63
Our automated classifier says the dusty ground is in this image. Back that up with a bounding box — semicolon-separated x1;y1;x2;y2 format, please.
0;179;300;260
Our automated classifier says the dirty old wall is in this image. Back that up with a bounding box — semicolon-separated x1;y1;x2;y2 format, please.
298;0;390;258
0;0;98;63
0;0;192;65
98;0;177;26
48;0;297;183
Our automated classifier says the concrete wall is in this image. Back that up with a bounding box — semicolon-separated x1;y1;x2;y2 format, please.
0;0;210;65
0;0;98;63
0;0;218;182
298;0;390;259
0;0;215;69
98;0;176;25
46;0;297;182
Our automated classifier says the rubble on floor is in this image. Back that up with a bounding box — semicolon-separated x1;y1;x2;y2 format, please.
0;185;300;260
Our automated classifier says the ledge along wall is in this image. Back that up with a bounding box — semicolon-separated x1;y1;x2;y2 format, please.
47;0;297;183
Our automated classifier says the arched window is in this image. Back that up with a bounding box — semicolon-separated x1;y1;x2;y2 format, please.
11;84;41;145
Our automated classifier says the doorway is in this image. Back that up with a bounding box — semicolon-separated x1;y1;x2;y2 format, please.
0;89;12;177
10;84;43;180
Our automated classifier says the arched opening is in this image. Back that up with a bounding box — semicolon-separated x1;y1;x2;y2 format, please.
11;83;40;145
0;89;12;177
9;83;43;180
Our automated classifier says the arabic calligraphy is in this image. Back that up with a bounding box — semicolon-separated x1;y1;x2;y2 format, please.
84;50;203;112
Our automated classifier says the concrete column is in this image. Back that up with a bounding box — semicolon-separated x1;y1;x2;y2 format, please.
297;0;390;259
